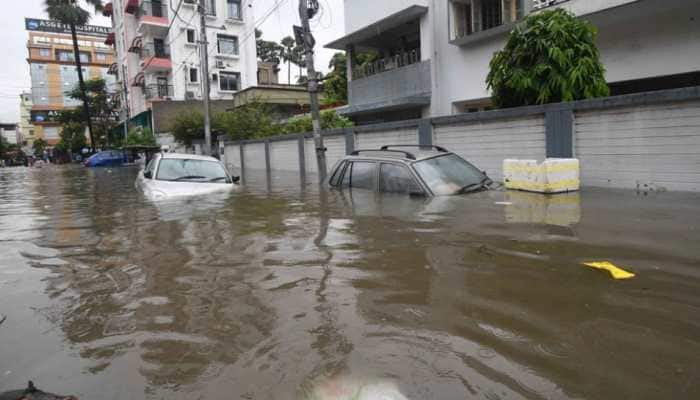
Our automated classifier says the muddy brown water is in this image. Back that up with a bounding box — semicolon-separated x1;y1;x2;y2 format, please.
1;165;699;399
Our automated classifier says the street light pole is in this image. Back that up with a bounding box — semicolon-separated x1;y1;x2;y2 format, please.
198;0;213;156
298;0;327;182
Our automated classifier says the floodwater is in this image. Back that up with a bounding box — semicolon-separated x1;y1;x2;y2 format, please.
1;165;699;400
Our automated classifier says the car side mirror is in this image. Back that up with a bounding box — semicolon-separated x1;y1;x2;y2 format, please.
144;171;152;179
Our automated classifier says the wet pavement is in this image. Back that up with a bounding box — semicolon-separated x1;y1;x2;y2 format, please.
1;165;699;399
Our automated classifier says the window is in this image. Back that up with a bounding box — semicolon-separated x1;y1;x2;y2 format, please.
156;159;230;183
227;0;242;19
329;161;347;187
450;0;524;40
217;35;239;56
189;67;198;83
95;52;107;62
186;29;196;44
29;130;35;136
206;0;216;15
379;163;422;194
55;50;91;63
347;162;376;190
44;126;59;139
413;154;486;196
144;157;158;179
219;71;240;91
39;48;50;57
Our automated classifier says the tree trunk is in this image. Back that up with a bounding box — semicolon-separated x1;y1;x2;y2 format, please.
69;22;96;152
287;60;291;85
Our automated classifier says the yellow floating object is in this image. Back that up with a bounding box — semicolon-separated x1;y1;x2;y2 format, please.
583;261;636;280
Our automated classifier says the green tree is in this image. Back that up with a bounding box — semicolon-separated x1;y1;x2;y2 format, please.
56;122;87;155
282;110;353;134
171;110;205;146
125;127;156;146
486;9;609;108
280;36;297;84
45;0;104;151
59;78;119;148
323;52;348;105
256;29;283;65
216;102;277;141
32;138;48;157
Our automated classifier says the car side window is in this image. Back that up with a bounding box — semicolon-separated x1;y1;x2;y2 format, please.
144;158;157;179
380;163;423;194
329;161;347;187
348;161;376;190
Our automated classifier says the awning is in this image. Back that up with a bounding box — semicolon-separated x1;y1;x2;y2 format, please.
131;72;145;87
325;5;428;50
125;0;139;14
128;36;143;53
107;62;119;75
104;32;115;46
102;2;113;17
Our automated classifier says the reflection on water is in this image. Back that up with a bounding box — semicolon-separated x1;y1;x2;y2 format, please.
1;165;700;399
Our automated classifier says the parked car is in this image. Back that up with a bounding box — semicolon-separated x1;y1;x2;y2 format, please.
135;152;239;200
328;145;493;196
83;150;127;167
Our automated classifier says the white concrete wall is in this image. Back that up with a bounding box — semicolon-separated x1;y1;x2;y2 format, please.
574;100;700;192
243;142;266;170
433;116;547;179
270;140;300;172
224;143;241;174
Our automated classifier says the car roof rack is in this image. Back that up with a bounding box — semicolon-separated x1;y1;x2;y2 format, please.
350;149;416;160
380;145;449;153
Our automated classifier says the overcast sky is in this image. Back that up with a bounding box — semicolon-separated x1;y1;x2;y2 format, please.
0;0;345;123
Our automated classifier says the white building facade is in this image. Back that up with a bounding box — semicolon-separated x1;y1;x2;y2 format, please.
105;0;258;120
327;0;700;123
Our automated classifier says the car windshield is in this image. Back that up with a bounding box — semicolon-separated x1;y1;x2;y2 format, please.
156;159;230;183
413;154;487;195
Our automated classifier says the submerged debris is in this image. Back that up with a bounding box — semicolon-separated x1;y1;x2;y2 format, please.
583;261;636;280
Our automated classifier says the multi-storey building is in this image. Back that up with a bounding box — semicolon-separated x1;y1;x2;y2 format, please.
0;124;20;146
105;0;258;124
327;0;700;123
18;92;36;147
25;18;117;145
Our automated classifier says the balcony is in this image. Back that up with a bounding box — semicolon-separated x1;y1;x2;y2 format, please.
137;1;169;36
140;43;172;71
347;59;431;116
144;84;173;100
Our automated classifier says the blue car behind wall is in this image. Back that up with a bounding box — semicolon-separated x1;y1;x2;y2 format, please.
83;150;128;167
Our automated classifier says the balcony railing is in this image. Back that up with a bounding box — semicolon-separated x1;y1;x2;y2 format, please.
139;1;169;19
352;49;421;80
140;43;171;59
144;84;173;100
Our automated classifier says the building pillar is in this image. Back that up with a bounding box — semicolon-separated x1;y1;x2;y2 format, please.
545;109;574;158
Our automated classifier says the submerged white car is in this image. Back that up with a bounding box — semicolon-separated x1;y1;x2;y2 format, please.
136;152;238;200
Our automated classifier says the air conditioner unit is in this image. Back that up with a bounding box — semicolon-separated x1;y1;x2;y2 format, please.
185;91;195;100
215;60;225;69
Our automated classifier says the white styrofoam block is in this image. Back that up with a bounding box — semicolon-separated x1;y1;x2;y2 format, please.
503;158;580;193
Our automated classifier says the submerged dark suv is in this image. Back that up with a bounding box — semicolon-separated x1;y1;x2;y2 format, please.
328;145;493;196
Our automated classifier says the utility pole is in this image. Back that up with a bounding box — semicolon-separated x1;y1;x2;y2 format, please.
198;0;213;156
297;0;327;181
